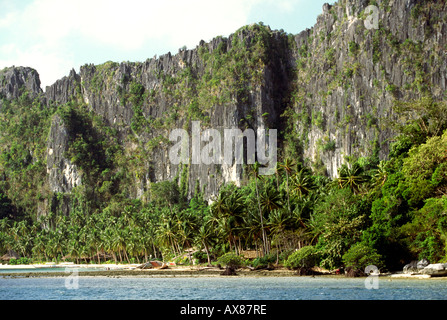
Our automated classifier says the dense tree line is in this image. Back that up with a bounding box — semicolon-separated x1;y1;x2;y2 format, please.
0;91;446;274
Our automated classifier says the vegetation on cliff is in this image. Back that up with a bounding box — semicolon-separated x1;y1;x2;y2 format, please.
1;0;447;274
0;91;446;272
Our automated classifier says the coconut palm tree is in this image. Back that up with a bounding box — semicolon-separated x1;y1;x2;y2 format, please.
371;160;388;189
267;209;290;264
210;185;246;253
279;158;296;212
225;190;246;254
32;233;48;261
194;222;214;266
248;162;268;255
157;211;179;257
260;187;282;214
290;169;314;199
243;210;263;257
102;227;117;263
337;163;367;194
291;194;316;229
67;238;81;264
127;229;142;264
258;186;283;259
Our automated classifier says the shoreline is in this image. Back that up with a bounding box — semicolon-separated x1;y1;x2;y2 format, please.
1;263;446;279
0;264;303;278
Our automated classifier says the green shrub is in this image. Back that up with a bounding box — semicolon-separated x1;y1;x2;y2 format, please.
385;84;398;96
193;251;209;264
348;41;359;56
284;246;320;270
251;252;277;268
217;253;245;269
323;140;336;152
9;257;31;265
342;242;383;272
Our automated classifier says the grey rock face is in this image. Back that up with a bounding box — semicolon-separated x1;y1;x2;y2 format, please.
403;261;418;274
417;259;430;270
403;259;430;274
0;66;43;100
46;114;82;194
289;0;447;177
73;28;291;201
45;69;81;105
1;0;446;208
420;263;447;276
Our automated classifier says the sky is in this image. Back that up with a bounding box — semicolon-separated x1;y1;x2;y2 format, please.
0;0;331;89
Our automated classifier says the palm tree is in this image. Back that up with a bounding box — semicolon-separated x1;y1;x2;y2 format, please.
267;209;290;264
194;222;214;266
249;162;268;256
156;211;179;258
291;194;315;229
258;187;283;260
144;219;159;260
279;158;296;212
371;160;388;189
290;169;314;199
243;210;263;257
260;187;282;214
67;238;81;264
173;210;196;263
32;233;48;261
210;185;246;254
226;190;246;254
45;231;60;262
127;229;142;264
337;163;367;194
102;227;117;263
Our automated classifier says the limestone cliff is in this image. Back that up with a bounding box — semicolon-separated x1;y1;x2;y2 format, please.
288;0;447;177
0;0;446;215
0;66;42;101
42;25;291;202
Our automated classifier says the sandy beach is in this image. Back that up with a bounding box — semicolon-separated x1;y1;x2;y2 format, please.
0;263;301;277
1;263;446;279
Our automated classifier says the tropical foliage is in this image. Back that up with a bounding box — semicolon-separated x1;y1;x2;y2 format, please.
1;66;447;275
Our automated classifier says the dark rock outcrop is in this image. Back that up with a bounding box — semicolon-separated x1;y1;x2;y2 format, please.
46;114;82;194
420;263;447;276
0;66;42;100
45;69;81;105
403;259;429;274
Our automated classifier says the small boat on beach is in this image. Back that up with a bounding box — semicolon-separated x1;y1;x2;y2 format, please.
150;261;163;268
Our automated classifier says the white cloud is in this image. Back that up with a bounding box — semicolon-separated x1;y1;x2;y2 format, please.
0;43;75;90
14;0;258;51
72;0;259;50
0;0;307;88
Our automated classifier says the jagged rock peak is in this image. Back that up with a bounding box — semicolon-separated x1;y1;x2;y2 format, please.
45;68;81;106
0;66;43;100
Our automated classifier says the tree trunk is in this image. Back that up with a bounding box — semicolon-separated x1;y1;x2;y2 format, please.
124;249;130;264
204;242;211;266
286;173;291;213
255;178;267;256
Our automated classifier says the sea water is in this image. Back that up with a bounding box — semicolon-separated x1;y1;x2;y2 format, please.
0;267;105;274
0;276;446;300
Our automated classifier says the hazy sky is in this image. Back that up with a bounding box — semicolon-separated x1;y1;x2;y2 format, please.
0;0;332;89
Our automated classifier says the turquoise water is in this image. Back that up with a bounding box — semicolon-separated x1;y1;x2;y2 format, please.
0;276;446;300
0;267;105;273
